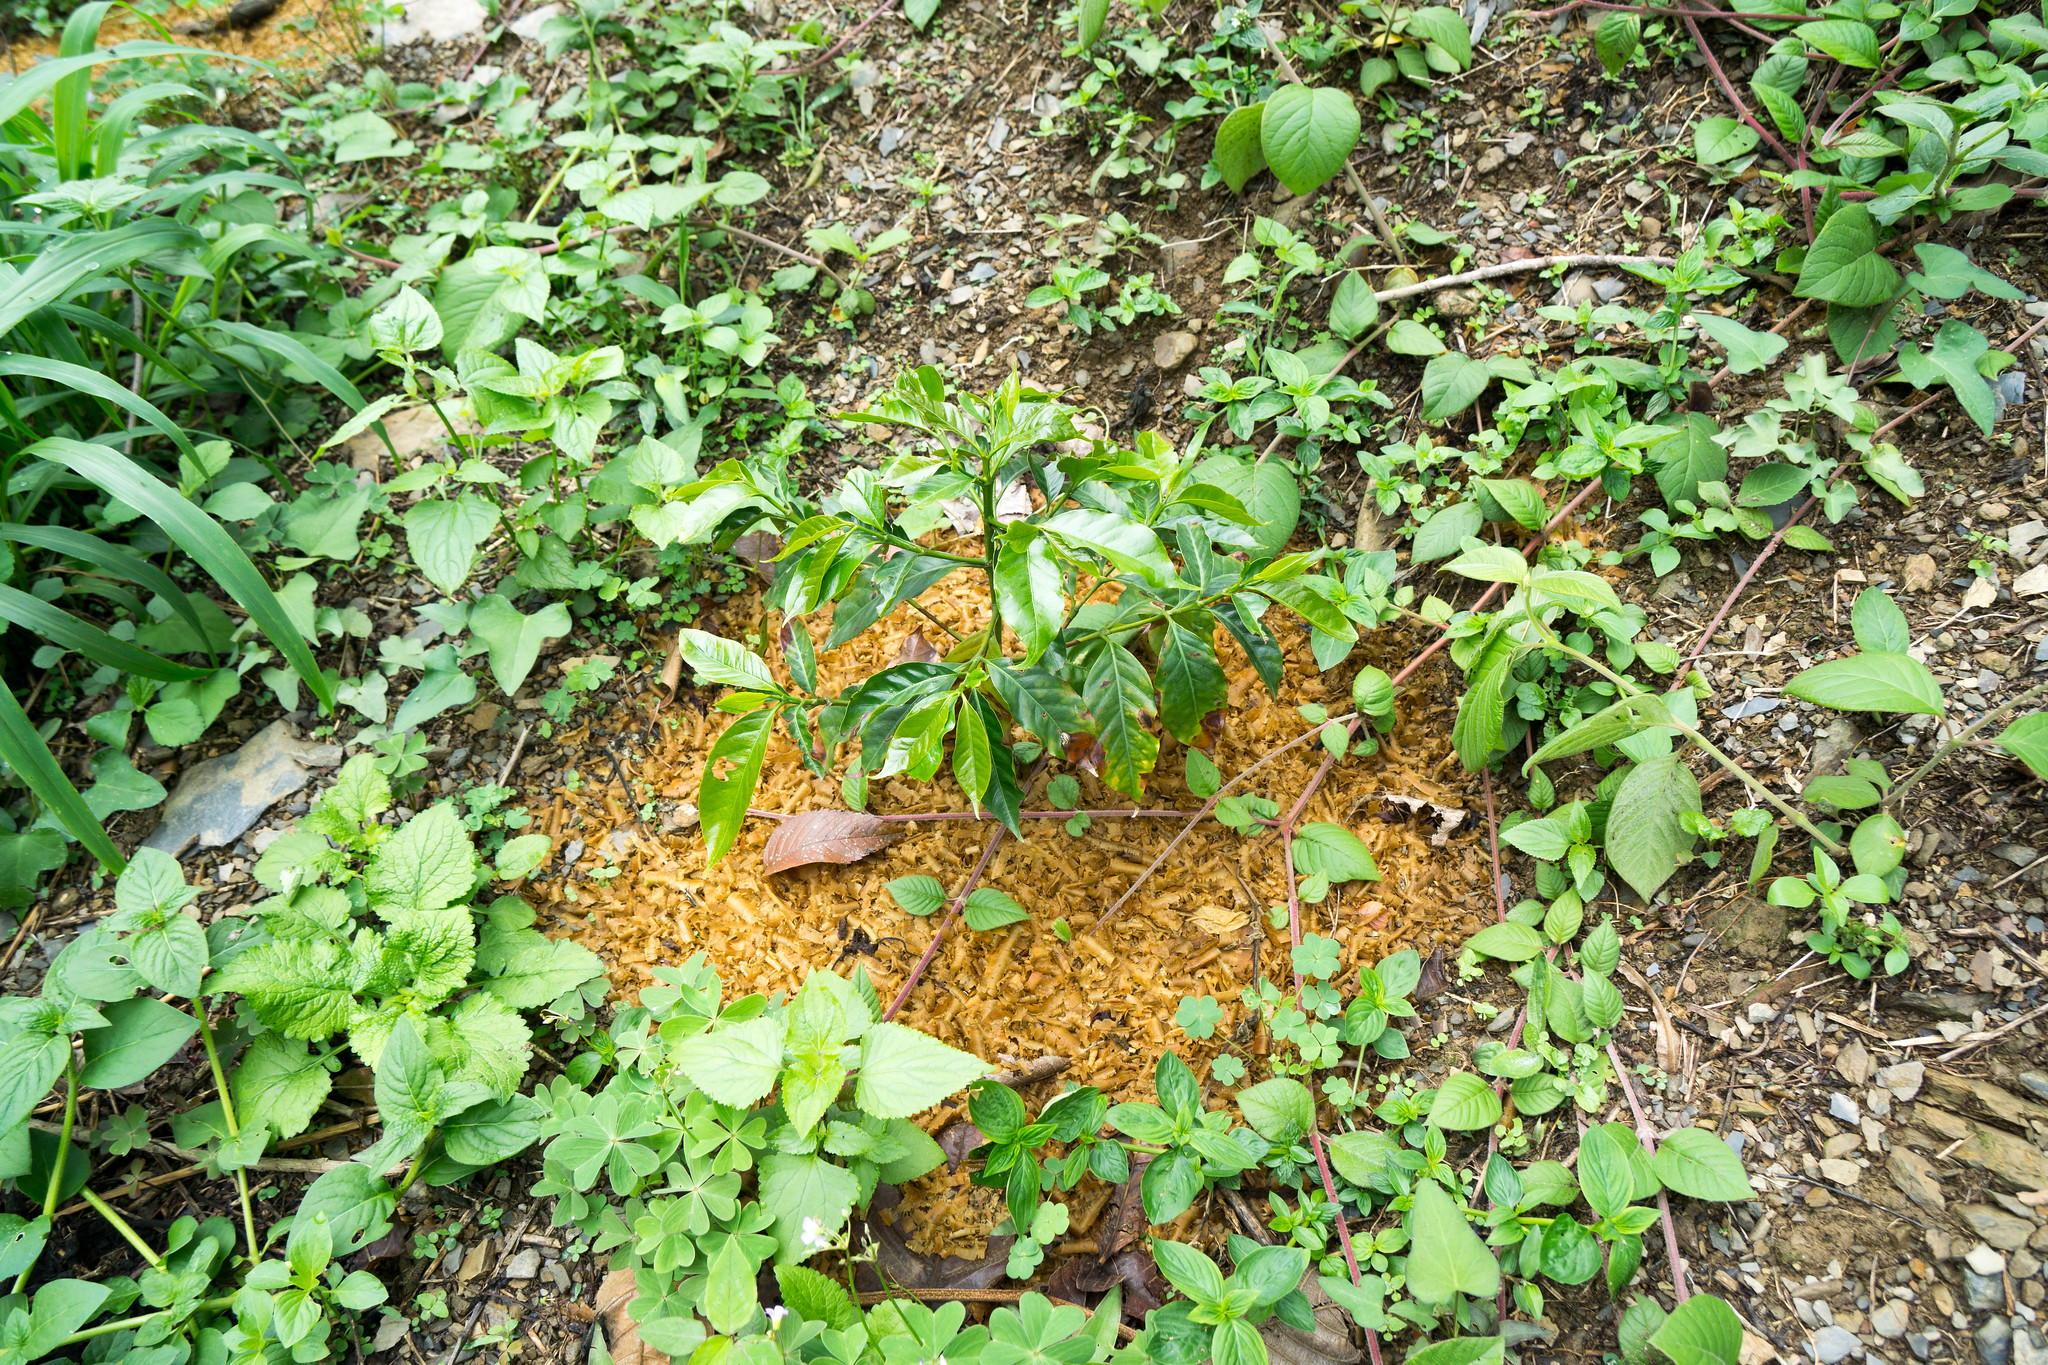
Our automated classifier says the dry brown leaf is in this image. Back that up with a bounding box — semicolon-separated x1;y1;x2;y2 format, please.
597;1268;666;1365
1414;945;1449;1002
1618;959;1681;1072
658;635;684;709
1191;904;1249;937
896;630;943;664
761;810;902;874
731;530;782;574
1369;794;1470;847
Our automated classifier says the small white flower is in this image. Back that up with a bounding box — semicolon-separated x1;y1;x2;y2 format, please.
765;1307;789;1327
800;1216;831;1250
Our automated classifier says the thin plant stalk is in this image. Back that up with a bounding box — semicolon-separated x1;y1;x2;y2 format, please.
14;1063;79;1290
1884;677;2048;810
77;1188;166;1270
198;1010;261;1258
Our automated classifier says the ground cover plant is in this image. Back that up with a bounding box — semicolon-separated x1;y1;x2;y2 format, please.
1;0;2046;1364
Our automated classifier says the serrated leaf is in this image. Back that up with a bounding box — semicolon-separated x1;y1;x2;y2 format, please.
1785;653;1943;714
855;1022;991;1118
1604;755;1700;900
1795;205;1900;307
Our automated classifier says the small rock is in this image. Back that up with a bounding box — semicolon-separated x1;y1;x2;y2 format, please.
1505;131;1535;157
816;340;837;365
879;126;903;156
547;1261;572;1291
1962;1205;2036;1251
2020;1071;2048;1103
1889;1150;1945;1215
1968;1270;2008;1311
987;117;1009;152
1749;1002;1780;1024
2016;1326;2048;1365
1902;554;1939;593
1559;275;1599;306
1981;1318;2017;1365
1877;1061;1924;1101
503;1248;543;1281
1819;1158;1863;1186
1814;1325;1860;1363
1153;331;1198;369
1592;276;1628;302
1970;1244;2012;1276
1869;1301;1909;1339
1838;1040;1874;1085
1830;1093;1863;1125
1475;146;1506;175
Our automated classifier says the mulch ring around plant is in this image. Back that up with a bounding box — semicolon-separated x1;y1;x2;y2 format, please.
508;526;1503;1260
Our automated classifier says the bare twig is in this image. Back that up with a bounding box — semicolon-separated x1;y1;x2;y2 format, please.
1372;253;1677;304
498;724;533;787
882;760;1046;1019
1673;496;1816;680
686;220;850;290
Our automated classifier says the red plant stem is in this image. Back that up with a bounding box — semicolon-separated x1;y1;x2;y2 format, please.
1278;820;1383;1365
881;759;1046;1020
1672;495;1816;681
1521;0;1821;20
1821;61;1911;146
1683;16;1798;166
748;806;1199;821
1606;1035;1692;1301
759;0;898;77
1482;769;1509;924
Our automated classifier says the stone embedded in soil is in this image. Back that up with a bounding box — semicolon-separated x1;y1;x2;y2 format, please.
1837;1040;1873;1085
1813;1325;1861;1363
1903;553;1939;593
141;720;340;855
1919;1107;2048;1189
2016;1326;2048;1365
1969;1244;2011;1276
1981;1318;2017;1365
1869;1301;1909;1339
502;1248;542;1280
1969;1271;2011;1311
1153;330;1198;369
1876;1061;1924;1100
1961;1205;2036;1251
1889;1150;1945;1215
1818;1158;1863;1186
1829;1093;1862;1125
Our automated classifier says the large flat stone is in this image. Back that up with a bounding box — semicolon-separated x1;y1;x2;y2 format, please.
1960;1204;2037;1252
1919;1106;2048;1190
1889;1150;1945;1215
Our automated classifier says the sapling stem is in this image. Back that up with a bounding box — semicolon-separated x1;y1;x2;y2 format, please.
198;1009;262;1258
1883;678;2048;810
13;1062;79;1291
55;1298;238;1348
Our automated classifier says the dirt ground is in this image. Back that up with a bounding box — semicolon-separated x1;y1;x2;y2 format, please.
14;0;2048;1359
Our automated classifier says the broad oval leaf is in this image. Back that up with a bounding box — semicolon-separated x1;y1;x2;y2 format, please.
1427;1072;1502;1130
1604;755;1701;900
1214;103;1268;193
1784;652;1942;714
1260;85;1362;197
1649;1126;1757;1203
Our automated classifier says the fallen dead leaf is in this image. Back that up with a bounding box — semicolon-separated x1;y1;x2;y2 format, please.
1961;576;1997;611
1619;959;1682;1072
760;810;902;874
658;636;684;709
597;1267;665;1365
895;630;943;664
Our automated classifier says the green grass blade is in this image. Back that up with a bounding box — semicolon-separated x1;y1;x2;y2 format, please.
30;438;335;712
55;5;118;179
0;584;212;682
0;354;198;464
0;678;123;873
0;522;217;663
205;320;397;461
0;41;245;131
51;303;199;390
0;221;200;338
